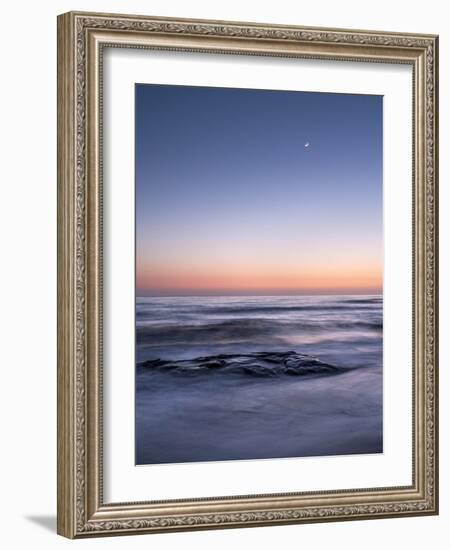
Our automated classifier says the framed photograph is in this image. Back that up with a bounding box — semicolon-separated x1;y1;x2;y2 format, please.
57;11;439;538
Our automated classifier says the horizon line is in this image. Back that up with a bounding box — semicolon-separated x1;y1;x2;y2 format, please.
136;291;383;298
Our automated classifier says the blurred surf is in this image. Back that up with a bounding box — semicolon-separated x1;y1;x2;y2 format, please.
135;295;383;465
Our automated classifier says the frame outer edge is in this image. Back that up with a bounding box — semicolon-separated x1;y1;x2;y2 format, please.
57;12;77;539
431;35;439;515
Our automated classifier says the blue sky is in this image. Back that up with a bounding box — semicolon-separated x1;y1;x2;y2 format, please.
135;84;383;296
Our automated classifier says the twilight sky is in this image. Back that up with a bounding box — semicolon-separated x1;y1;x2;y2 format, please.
136;84;382;296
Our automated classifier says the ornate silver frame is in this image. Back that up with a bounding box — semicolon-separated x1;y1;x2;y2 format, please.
57;11;439;538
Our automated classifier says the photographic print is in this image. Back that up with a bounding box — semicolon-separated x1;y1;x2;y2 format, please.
135;84;383;465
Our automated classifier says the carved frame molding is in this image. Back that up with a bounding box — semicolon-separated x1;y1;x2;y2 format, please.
57;11;438;538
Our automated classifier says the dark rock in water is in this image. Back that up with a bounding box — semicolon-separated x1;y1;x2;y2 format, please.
138;351;346;378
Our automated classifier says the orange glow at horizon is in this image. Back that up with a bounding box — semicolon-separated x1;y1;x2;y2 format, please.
136;262;382;295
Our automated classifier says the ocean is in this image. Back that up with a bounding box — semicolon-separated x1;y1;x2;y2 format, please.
135;295;383;465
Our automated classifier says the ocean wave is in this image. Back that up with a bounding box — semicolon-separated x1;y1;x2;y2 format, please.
138;350;346;378
136;303;380;318
136;317;382;345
